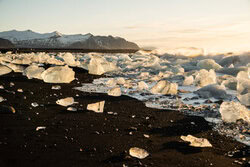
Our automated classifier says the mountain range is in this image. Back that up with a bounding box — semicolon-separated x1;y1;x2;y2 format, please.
0;30;139;50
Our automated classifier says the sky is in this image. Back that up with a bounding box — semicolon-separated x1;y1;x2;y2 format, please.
0;0;250;53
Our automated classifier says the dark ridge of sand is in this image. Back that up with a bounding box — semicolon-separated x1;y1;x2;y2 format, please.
0;68;249;167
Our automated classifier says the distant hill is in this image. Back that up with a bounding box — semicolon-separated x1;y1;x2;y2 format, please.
0;30;139;50
0;38;15;48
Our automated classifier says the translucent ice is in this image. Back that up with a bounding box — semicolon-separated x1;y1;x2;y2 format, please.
219;101;250;123
151;80;178;95
197;59;222;70
23;64;45;80
194;84;229;99
88;56;118;75
41;65;75;83
0;65;12;76
194;69;217;87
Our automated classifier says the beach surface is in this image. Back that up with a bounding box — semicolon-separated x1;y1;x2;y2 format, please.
0;67;249;167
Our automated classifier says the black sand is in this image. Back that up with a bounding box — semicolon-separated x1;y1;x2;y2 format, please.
0;68;249;167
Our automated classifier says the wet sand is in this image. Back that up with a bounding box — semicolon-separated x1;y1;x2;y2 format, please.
0;68;249;167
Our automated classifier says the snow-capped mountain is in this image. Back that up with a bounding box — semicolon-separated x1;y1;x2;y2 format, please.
0;30;139;50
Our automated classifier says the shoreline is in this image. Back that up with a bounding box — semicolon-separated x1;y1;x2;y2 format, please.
0;68;249;167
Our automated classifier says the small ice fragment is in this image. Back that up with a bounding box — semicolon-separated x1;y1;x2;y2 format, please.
67;107;77;111
182;75;194;86
180;135;212;147
116;77;126;85
129;147;149;159
87;101;105;113
36;126;46;131
107;87;121;97
137;81;148;90
31;102;39;107
51;85;61;90
0;96;4;102
56;97;74;107
17;89;23;92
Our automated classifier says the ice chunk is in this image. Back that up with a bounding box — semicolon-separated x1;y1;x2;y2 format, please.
219;101;250;123
237;71;250;95
1;62;24;73
106;78;117;87
59;52;76;66
194;84;229;99
107;87;122;97
194;69;216;87
51;85;61;90
182;75;194;86
221;78;237;90
67;107;77;111
41;66;75;83
31;102;39;107
129;147;149;159
237;93;250;107
88;56;117;75
87;101;105;113
23;64;45;80
36;126;46;131
56;97;74;107
116;77;126;85
137;81;148;90
151;80;178;95
180;135;212;147
217;67;248;76
0;65;12;76
0;96;4;102
197;59;222;70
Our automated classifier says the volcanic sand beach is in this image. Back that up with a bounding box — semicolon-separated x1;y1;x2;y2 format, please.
0;67;249;167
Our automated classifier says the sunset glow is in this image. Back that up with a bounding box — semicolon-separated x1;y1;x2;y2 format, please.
0;0;249;53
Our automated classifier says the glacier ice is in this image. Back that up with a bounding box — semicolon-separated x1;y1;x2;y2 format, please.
194;84;229;99
181;135;212;147
197;59;222;70
237;93;250;107
219;101;250;123
56;97;74;107
129;147;149;159
87;101;105;113
137;81;148;90
0;65;12;76
107;87;122;97
23;64;45;80
151;80;178;95
182;75;194;86
41;65;75;83
194;69;217;87
88;56;118;75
